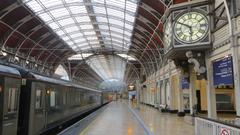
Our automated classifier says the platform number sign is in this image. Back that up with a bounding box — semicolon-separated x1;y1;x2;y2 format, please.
220;128;230;135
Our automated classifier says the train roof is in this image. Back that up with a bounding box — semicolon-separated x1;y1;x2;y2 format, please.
0;64;21;78
0;64;101;93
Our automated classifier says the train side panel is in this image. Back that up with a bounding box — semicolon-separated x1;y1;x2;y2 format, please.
2;77;21;135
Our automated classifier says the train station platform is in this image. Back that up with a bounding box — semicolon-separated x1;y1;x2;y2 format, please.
76;101;194;135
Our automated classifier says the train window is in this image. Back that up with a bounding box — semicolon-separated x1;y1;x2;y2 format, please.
50;91;56;107
35;90;42;109
7;88;19;113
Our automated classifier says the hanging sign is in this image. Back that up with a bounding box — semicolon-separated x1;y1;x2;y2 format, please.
213;56;234;87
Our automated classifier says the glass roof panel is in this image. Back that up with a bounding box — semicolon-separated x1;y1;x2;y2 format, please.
50;8;69;18
75;16;91;23
93;6;106;14
69;6;87;14
58;18;75;26
68;53;93;60
117;54;136;61
23;0;138;81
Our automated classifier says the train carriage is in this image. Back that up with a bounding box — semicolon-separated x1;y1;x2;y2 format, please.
17;69;102;135
0;65;22;135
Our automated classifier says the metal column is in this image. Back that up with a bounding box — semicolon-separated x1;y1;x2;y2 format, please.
189;67;196;115
205;52;217;118
177;68;185;116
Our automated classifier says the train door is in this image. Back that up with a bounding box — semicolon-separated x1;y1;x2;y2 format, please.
29;82;46;135
2;77;21;135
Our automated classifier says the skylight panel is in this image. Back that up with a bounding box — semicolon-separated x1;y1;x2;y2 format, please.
125;23;134;30
68;53;93;60
70;33;83;39
117;54;136;61
50;8;69;18
23;0;137;54
75;16;91;23
126;1;137;12
65;0;83;4
112;39;123;44
77;43;88;47
25;0;43;12
107;8;124;18
125;14;135;22
40;0;62;8
109;19;124;27
69;6;87;14
55;30;65;36
99;25;109;30
89;41;99;44
38;13;52;22
92;0;104;4
111;33;123;39
96;17;108;23
66;41;74;46
80;24;94;30
107;0;125;9
125;31;132;37
74;38;86;43
110;27;123;34
87;37;98;40
58;18;75;26
48;22;60;30
81;46;92;50
64;26;79;33
93;6;106;14
84;31;96;35
62;36;70;41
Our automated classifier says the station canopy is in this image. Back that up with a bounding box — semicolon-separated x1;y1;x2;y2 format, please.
23;0;137;52
22;0;138;83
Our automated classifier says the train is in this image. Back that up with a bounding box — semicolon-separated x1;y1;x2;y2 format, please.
0;64;110;135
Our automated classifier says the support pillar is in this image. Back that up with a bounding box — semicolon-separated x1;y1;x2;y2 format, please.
136;80;140;109
189;67;197;115
177;68;185;116
205;53;217;118
161;80;166;105
168;78;174;111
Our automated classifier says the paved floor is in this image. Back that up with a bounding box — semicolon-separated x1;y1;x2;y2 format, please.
130;103;195;135
80;101;146;135
80;101;195;135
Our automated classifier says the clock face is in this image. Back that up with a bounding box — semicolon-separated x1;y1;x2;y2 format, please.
163;19;172;49
174;11;208;44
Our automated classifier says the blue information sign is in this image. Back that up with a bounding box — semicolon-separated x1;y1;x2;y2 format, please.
182;77;189;89
213;56;234;86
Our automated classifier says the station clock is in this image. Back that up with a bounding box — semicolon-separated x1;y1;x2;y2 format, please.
163;17;172;50
173;10;209;44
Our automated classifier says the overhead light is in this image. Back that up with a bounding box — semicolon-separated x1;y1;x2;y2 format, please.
14;56;19;62
0;51;7;56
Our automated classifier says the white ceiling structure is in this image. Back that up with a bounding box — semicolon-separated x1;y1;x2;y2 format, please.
22;0;138;82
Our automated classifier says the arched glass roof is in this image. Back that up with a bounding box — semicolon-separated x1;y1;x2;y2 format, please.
86;55;126;81
22;0;138;53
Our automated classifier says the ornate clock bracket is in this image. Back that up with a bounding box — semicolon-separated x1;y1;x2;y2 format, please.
186;51;206;74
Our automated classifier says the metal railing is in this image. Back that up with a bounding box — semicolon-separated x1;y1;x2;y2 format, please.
195;117;240;135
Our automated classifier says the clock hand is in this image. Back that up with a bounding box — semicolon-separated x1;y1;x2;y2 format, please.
176;21;191;29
